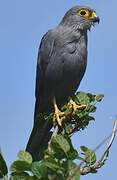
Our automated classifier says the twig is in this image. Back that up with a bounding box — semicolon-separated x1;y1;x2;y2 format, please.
67;118;117;179
48;125;59;148
81;118;117;175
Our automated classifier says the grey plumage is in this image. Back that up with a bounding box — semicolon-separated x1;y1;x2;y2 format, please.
26;5;99;160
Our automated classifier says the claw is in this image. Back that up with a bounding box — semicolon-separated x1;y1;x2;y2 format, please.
68;99;86;113
53;97;65;126
53;109;65;126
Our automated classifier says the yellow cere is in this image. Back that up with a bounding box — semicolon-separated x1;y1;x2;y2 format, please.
77;8;97;19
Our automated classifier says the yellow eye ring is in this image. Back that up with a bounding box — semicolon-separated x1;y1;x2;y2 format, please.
78;9;90;17
77;9;97;19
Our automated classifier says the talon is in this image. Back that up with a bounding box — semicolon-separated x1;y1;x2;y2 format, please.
53;97;65;126
68;99;86;113
53;110;65;126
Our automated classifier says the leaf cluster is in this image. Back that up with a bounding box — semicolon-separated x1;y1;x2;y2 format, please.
0;92;105;180
60;92;104;135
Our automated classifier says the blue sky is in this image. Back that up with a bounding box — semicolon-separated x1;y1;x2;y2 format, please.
0;0;117;179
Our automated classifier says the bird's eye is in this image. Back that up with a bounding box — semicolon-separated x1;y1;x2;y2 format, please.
78;9;91;18
80;10;87;16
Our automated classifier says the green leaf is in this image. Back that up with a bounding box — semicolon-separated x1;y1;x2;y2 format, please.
10;160;31;173
95;94;104;102
44;158;64;173
66;160;80;180
87;93;96;102
80;146;89;153
33;159;65;180
52;134;70;157
71;170;80;180
80;146;96;165
10;176;35;180
65;136;78;160
66;160;77;172
47;134;78;161
70;169;80;180
68;149;78;160
88;105;96;113
0;151;8;178
75;92;90;105
85;149;96;165
64;123;74;134
10;172;32;180
31;161;47;179
18;151;32;164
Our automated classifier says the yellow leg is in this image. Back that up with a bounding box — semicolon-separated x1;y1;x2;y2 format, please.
68;99;86;113
53;97;65;126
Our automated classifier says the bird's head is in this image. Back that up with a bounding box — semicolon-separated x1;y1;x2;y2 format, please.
61;6;100;31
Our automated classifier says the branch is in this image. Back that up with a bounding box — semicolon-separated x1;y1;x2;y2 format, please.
67;117;117;179
80;118;117;175
48;125;59;146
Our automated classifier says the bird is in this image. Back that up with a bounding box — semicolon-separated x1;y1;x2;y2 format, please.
26;5;100;160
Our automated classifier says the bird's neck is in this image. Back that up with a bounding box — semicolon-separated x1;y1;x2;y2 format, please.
57;24;87;44
60;16;88;33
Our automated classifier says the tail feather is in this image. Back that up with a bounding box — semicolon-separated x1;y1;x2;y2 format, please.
26;114;52;160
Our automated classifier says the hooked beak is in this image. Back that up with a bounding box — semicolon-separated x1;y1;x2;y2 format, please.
90;11;100;24
92;16;100;24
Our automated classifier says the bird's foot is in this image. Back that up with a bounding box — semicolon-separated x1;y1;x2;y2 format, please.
53;97;65;126
53;108;65;126
68;99;86;114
